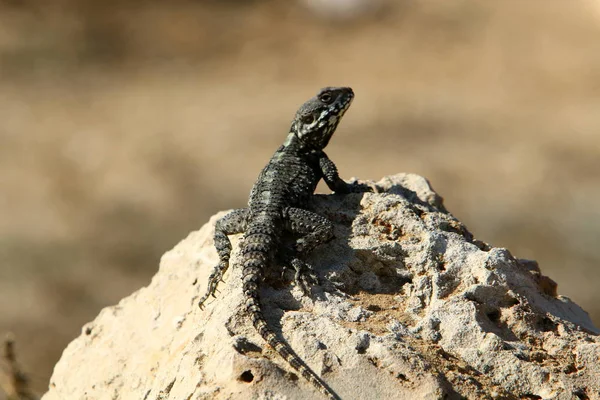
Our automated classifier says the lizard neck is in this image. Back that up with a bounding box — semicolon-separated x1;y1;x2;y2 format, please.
282;131;322;155
282;131;298;149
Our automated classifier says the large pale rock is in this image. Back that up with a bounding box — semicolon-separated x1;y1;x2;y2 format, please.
43;174;599;400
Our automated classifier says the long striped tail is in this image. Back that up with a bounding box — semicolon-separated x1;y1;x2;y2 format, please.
241;233;340;400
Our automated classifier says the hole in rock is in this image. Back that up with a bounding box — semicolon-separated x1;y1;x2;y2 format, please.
396;373;408;382
564;364;577;374
573;388;589;400
239;370;254;383
486;309;501;323
538;316;557;333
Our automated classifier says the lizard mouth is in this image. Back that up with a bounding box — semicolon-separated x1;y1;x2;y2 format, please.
334;87;354;116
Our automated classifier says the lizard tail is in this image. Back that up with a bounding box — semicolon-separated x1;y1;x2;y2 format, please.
241;234;339;400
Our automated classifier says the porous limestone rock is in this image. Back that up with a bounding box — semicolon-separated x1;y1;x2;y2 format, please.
43;174;600;400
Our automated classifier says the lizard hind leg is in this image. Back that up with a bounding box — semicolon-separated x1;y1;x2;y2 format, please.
282;207;335;294
198;208;249;309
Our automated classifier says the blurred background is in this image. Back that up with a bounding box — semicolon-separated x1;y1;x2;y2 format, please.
1;0;599;396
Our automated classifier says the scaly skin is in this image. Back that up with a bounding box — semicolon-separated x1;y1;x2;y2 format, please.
199;87;357;400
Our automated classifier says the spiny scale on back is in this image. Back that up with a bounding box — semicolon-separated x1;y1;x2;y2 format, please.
198;87;357;400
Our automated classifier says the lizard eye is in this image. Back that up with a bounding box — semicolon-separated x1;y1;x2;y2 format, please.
319;92;333;104
301;114;315;124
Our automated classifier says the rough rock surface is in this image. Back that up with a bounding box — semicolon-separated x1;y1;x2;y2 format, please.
43;173;600;400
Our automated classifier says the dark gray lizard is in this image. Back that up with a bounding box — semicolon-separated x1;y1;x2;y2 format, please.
198;87;358;400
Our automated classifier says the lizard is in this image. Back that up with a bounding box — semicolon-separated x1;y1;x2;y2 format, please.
198;87;360;400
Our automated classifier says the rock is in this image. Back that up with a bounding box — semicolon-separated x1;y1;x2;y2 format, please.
42;173;600;400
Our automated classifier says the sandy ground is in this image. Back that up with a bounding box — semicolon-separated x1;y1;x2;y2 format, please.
0;0;599;395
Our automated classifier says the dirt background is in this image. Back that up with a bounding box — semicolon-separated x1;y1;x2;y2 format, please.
0;0;599;396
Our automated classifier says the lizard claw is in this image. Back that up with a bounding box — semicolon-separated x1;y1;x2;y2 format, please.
291;258;319;295
198;296;209;310
347;179;374;193
197;261;228;309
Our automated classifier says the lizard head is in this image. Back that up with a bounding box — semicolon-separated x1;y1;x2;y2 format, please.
292;87;354;150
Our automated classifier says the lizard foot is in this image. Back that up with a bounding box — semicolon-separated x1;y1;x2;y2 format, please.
290;258;319;295
198;261;228;310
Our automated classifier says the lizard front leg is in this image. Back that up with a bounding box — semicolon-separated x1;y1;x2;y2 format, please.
319;153;351;194
319;152;372;194
198;208;248;309
282;207;334;294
